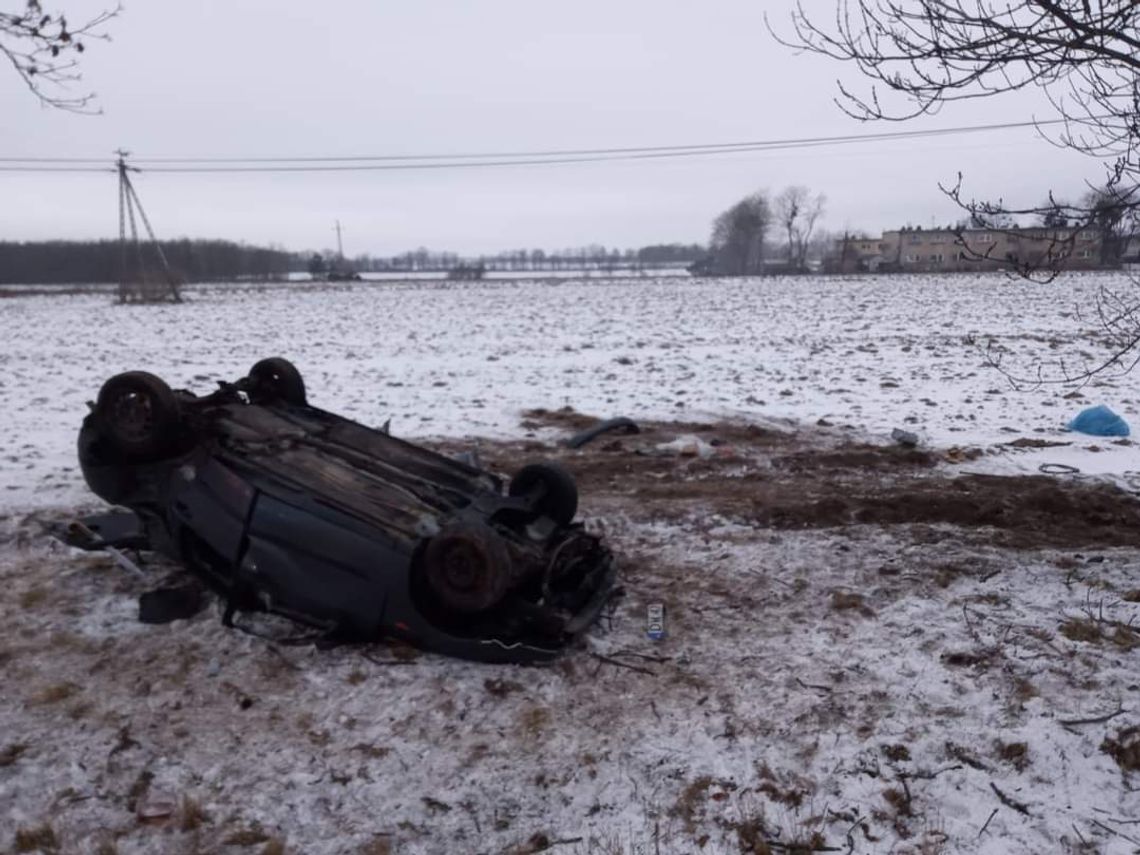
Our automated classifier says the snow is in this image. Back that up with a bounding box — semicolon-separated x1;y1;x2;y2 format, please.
2;271;1140;512
3;272;1140;853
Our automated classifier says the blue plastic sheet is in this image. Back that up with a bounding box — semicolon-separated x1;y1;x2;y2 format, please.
1067;404;1131;437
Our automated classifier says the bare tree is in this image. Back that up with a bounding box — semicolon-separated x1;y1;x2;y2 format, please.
773;3;1140;226
773;1;1140;382
775;185;826;272
710;192;772;276
2;0;117;111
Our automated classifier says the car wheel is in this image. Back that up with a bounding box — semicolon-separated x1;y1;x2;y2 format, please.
423;523;512;614
248;357;306;405
509;462;579;526
95;371;181;460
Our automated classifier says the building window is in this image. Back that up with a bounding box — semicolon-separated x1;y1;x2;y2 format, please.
974;233;993;243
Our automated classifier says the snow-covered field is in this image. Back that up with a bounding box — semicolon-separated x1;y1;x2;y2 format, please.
4;273;1140;854
2;272;1139;511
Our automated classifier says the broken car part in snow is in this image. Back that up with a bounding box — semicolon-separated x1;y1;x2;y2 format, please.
891;428;920;448
563;416;641;449
138;584;206;625
71;358;617;663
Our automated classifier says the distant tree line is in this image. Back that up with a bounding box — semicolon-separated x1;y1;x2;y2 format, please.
0;239;294;284
314;243;708;274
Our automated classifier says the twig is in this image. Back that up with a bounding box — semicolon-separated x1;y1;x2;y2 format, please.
590;653;655;676
908;764;964;780
766;840;842;853
1092;808;1140;825
899;774;913;815
612;650;673;663
990;782;1032;817
1092;818;1140;846
1072;822;1088;846
978;808;998;837
1059;705;1126;726
797;677;834;693
547;837;585;848
843;816;861;855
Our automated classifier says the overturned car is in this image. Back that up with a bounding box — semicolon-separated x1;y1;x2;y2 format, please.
74;359;616;663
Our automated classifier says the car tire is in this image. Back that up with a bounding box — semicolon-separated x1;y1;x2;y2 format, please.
248;357;306;405
95;371;181;460
509;461;579;526
423;523;513;614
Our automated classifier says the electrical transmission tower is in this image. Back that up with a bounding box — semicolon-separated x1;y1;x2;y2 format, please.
116;150;182;304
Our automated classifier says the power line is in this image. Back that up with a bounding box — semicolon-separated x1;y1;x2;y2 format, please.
0;117;1069;174
0;117;1067;168
133;138;978;173
126;117;1065;164
0;166;113;172
0;157;109;164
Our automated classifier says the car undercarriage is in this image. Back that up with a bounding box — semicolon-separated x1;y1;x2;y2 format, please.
71;359;617;663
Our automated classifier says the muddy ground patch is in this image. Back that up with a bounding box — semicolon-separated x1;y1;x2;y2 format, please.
446;408;1140;551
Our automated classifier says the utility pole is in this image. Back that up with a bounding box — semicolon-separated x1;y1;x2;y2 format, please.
334;220;345;260
115;149;130;302
113;148;181;304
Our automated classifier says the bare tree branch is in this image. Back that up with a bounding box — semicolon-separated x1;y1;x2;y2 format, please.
773;1;1140;382
1;1;119;112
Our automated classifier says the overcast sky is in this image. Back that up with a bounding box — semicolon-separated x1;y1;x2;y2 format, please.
0;0;1108;255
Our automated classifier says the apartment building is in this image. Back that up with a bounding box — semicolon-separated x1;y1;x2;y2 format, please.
829;226;1105;273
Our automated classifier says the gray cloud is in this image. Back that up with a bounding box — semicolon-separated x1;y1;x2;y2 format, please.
1;0;1106;253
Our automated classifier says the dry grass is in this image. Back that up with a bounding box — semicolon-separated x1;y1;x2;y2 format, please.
1059;617;1140;649
518;705;551;738
940;649;995;669
351;742;390;760
669;775;742;841
830;590;875;618
13;824;59;853
358;838;392;855
1102;726;1140;773
671;775;716;835
178;796;211;832
484;677;523;697
756;781;807;809
28;682;80;706
1012;677;1039;703
18;586;49;609
0;742;28;767
994;741;1030;772
1111;625;1140;650
882;744;912;763
1060;617;1103;644
224;826;271;846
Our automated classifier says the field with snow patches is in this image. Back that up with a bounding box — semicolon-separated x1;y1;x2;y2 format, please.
4;274;1140;854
